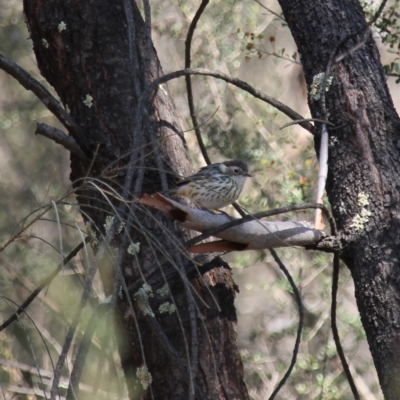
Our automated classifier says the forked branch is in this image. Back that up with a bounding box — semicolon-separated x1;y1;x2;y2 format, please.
0;52;88;151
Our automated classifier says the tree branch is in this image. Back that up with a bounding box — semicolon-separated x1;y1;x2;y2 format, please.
331;255;360;399
139;194;325;252
141;68;315;135
185;0;211;165
183;202;334;249
35;123;88;160
0;52;88;151
268;249;303;400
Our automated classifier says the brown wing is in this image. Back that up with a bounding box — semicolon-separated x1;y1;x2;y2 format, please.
175;164;221;187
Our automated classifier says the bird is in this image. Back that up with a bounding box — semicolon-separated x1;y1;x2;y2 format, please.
172;160;251;210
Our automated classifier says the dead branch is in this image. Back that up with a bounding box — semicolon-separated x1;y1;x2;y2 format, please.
0;52;88;151
35;123;88;160
139;194;325;253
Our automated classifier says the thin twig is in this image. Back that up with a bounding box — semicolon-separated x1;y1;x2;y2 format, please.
331;255;360;400
268;248;303;400
185;0;211;165
66;303;110;400
0;193;72;253
279;118;335;130
50;241;105;400
335;0;388;62
146;110;170;193
176;252;198;398
252;0;285;22
121;66;314;211
142;0;153;87
182;14;242;376
0;296;56;397
182;106;220;134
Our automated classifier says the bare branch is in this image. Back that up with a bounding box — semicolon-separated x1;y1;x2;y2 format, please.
331;255;360;400
140;68;314;136
139;194;324;252
66;303;110;400
185;202;334;248
35;123;88;160
253;0;285;22
0;52;88;151
279;118;335;130
185;0;211;165
268;248;303;400
50;244;102;400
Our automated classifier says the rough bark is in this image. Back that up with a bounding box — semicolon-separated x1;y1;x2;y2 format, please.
23;1;249;399
278;0;400;398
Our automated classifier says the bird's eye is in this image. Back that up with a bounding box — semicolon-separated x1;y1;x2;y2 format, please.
233;168;239;174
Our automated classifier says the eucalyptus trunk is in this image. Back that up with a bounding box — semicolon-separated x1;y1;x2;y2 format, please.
23;1;249;399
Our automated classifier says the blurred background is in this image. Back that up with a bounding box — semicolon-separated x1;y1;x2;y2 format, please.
1;0;399;398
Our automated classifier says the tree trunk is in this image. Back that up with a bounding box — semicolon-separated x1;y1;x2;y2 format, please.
278;0;400;398
23;1;249;399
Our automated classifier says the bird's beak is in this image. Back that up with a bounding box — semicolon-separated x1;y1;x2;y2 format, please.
245;173;252;177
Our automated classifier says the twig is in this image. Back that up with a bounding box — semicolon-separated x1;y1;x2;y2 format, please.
142;0;153;87
279;118;335;130
335;0;388;62
66;303;110;400
0;52;87;151
268;248;303;400
0;296;55;396
0;193;72;253
181;106;220;134
175;252;198;398
252;0;285;22
35;123;88;160
185;0;211;165
50;242;104;400
179;12;233;381
367;0;389;26
331;255;360;399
